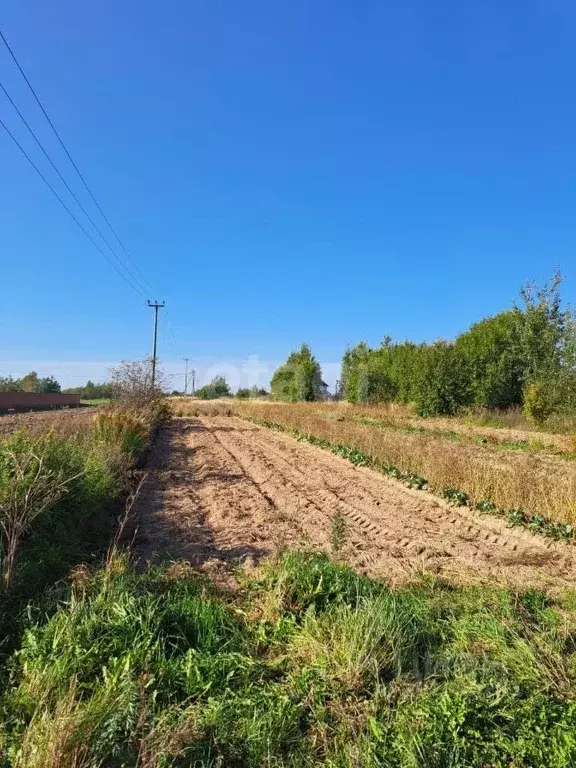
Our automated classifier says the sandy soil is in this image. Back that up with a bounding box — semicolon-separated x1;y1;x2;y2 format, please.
134;416;576;588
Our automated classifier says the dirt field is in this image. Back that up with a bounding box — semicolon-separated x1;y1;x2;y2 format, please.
0;408;94;438
134;416;576;588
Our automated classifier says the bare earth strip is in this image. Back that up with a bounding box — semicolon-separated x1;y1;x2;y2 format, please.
134;416;576;588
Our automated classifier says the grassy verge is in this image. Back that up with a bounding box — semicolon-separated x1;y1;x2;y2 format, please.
2;551;576;766
0;400;170;663
81;398;112;406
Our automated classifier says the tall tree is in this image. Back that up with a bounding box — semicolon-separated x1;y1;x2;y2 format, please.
271;344;323;402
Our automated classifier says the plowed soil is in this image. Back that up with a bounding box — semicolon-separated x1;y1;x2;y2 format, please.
0;408;93;438
134;416;576;588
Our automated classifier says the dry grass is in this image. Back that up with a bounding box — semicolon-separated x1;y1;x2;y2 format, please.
326;402;574;453
179;399;576;525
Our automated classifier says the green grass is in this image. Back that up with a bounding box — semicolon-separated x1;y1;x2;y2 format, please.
81;398;112;406
2;551;576;767
0;402;169;671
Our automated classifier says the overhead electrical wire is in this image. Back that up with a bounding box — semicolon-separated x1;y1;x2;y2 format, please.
0;116;146;296
0;79;149;294
0;26;155;295
1;25;186;362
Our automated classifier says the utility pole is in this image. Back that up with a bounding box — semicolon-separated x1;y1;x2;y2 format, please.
147;300;165;390
191;369;196;397
184;357;189;395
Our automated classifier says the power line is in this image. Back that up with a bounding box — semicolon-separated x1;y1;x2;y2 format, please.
0;79;150;294
0;25;155;294
0;117;146;296
164;311;182;355
1;25;187;360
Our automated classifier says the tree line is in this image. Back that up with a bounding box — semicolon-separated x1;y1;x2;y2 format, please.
269;274;576;424
62;381;113;400
339;274;576;421
0;372;61;394
0;372;113;401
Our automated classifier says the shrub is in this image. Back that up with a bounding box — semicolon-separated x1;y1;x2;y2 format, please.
523;382;554;426
357;363;397;404
236;386;268;400
109;358;166;407
339;274;576;420
415;342;472;416
148;398;172;429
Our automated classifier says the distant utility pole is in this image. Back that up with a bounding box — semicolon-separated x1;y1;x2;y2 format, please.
184;357;189;395
191;369;196;397
147;300;165;389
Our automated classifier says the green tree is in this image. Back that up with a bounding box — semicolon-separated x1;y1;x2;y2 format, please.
36;376;61;394
3;372;62;394
63;381;113;399
0;377;20;393
414;342;472;416
523;382;553;426
513;272;576;413
271;344;323;402
341;341;424;404
196;375;231;400
19;372;39;393
340;342;371;403
455;311;524;407
236;386;268;399
514;272;565;386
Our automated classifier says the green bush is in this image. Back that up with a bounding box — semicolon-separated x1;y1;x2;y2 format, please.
523;381;554;426
0;403;164;655
236;386;268;400
93;409;149;456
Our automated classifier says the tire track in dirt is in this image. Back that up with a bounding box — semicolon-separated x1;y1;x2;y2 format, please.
135;417;576;588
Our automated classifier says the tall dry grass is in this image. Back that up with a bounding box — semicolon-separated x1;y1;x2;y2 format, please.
183;400;576;525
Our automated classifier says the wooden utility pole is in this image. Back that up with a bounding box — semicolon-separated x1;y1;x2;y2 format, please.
191;369;196;397
184;357;189;395
147;300;165;389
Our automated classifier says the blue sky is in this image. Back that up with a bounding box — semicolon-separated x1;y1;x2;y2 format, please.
1;0;575;390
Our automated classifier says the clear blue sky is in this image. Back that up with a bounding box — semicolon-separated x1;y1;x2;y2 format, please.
1;0;575;389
